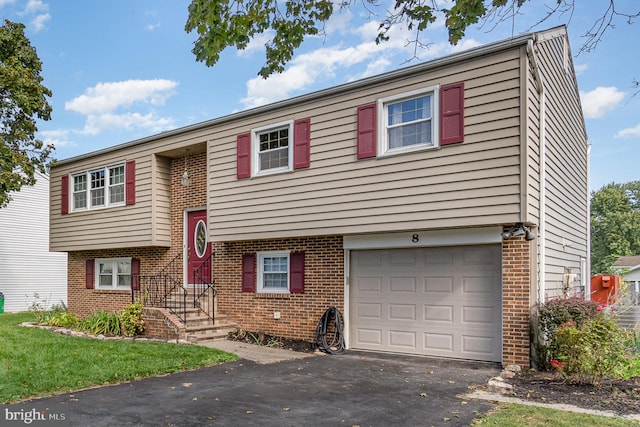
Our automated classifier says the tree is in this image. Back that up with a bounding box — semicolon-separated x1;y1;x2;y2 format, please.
0;19;53;208
185;0;639;78
590;181;640;274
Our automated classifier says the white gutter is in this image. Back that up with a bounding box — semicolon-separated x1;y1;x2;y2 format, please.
527;39;547;303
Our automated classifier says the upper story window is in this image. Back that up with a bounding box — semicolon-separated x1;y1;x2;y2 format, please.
378;86;439;156
253;121;293;176
356;83;464;160
72;164;125;211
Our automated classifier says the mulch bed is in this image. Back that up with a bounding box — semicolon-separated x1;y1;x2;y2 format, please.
503;371;640;416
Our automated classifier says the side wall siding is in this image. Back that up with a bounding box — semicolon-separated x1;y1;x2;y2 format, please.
213;236;344;342
537;36;589;297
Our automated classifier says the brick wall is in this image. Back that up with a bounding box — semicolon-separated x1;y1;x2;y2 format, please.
213;236;344;343
502;228;534;368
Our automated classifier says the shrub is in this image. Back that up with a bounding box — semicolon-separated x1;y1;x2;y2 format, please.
531;296;601;369
120;301;144;337
553;316;633;385
79;310;122;336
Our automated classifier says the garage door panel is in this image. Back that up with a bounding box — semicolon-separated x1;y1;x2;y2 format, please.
357;328;383;345
389;276;417;292
355;276;382;293
424;304;454;322
462;306;495;324
389;330;416;348
388;303;417;321
355;302;382;319
350;245;502;362
425;277;454;293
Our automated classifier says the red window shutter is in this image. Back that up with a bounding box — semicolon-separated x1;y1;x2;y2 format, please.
86;259;95;289
237;133;251;179
293;118;311;169
290;251;305;293
357;103;377;159
125;160;136;205
241;253;256;292
440;82;464;146
61;175;69;214
131;258;141;290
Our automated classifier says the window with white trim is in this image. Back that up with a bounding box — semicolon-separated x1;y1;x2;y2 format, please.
95;258;132;290
72;164;126;211
253;121;293;175
257;251;290;293
378;86;439;156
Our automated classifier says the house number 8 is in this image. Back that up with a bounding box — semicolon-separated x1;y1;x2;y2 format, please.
412;234;419;243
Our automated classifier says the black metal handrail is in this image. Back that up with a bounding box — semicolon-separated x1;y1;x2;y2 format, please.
193;253;216;324
132;253;188;323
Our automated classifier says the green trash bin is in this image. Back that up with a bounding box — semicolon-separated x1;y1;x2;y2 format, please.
0;292;4;313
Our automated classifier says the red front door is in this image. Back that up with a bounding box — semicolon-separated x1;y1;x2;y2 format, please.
186;210;211;284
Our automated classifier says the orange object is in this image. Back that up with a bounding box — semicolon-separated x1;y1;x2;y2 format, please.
590;275;621;305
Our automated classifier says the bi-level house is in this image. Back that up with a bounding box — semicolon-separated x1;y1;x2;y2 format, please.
50;26;589;368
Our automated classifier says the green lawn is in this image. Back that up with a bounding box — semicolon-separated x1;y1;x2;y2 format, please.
0;312;238;403
1;312;637;426
476;403;639;426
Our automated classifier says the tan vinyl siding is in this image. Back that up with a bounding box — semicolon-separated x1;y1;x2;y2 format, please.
50;137;206;251
208;49;524;241
535;34;589;295
152;155;171;246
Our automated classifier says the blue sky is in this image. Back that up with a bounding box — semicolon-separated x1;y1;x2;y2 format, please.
1;0;639;192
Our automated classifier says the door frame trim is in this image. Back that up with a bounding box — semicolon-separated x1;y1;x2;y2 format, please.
183;207;207;288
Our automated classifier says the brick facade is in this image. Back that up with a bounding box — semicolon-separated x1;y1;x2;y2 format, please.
213;236;345;343
501;229;534;367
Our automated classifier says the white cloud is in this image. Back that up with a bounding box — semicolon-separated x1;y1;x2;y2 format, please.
580;87;625;119
240;16;420;109
450;38;482;53
81;112;175;136
237;31;273;58
31;13;50;32
616;124;640;139
0;0;17;7
574;63;588;75
146;22;160;31
24;0;47;13
65;79;178;135
65;79;178;115
40;129;76;149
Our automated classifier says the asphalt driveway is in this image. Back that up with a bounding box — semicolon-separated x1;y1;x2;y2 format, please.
6;351;500;426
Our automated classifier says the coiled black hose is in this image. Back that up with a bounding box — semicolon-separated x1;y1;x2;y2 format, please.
315;306;345;354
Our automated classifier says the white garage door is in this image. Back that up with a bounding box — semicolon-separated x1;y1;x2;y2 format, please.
350;245;502;362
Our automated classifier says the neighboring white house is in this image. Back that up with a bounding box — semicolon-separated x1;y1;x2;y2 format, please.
0;172;67;312
612;255;640;305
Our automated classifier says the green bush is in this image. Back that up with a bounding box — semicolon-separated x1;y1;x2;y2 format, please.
79;310;122;336
32;303;79;328
553;316;633;385
531;296;601;369
120;301;144;337
46;311;79;328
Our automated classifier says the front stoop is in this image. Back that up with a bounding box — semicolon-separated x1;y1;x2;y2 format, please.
183;309;238;344
141;306;237;344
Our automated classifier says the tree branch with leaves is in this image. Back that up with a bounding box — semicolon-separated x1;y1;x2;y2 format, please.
0;19;53;208
185;0;638;79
